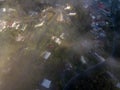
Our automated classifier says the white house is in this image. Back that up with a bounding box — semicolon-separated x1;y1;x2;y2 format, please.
41;79;51;89
55;38;61;45
60;33;65;39
80;56;87;64
34;21;45;28
64;4;71;10
43;51;51;60
67;12;77;16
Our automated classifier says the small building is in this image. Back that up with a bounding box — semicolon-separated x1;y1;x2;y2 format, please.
16;34;25;42
11;21;20;29
65;62;73;71
51;36;61;45
80;56;87;64
67;12;77;16
60;33;65;39
41;79;51;89
34;21;45;28
0;20;7;32
2;8;6;12
91;15;96;20
21;24;27;31
15;24;20;29
43;51;51;60
51;36;56;40
64;4;72;10
55;38;61;45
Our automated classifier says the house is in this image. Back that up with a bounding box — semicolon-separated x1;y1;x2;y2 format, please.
60;33;65;39
2;8;6;12
80;56;87;64
21;24;27;31
51;36;62;45
43;51;51;60
65;62;73;71
16;34;25;42
41;79;52;89
64;4;71;10
34;21;45;28
67;12;76;16
55;38;61;45
11;21;20;28
0;20;7;32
